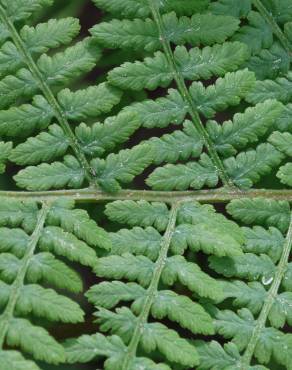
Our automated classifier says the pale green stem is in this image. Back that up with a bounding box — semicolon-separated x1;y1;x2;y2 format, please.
1;188;292;204
121;202;180;370
240;212;292;369
0;202;50;348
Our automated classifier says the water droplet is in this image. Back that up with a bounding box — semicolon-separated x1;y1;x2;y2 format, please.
262;275;274;286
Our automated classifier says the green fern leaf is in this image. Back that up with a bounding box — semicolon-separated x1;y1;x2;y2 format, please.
162;255;224;300
196;340;268;370
109;227;161;261
147;154;218;190
2;0;53;22
21;17;80;53
227;198;291;232
38;38;100;87
215;308;292;365
108;42;249;90
209;253;275;280
123;89;187;128
47;199;111;250
1;0;292;368
65;332;171;369
0;229;29;259
91;13;239;51
94;254;153;287
0;39;100;110
0;18;81;77
0;96;53;138
0;200;38;232
190;69;256;118
209;0;251;17
224;143;284;188
26;252;83;293
58;83;121;121
0;253;20;282
39;226;97;267
105;200;169;231
247;72;292;104
147;120;203;164
171;223;243;256
15;284;84;323
10;125;68;165
277;163;292;186
0;252;82;293
246;43;290;80
207;100;284;156
92;0;209;18
133;290;214;335
65;333;126;365
233;11;273;53
88;281;214;335
14;155;85;191
97;307;199;367
75;112;140;157
262;0;292;23
5;318;65;364
178;202;244;244
0;350;41;370
269;131;292;156
87;281;145;309
92;145;153;192
222;280;266;314
243;226;284;262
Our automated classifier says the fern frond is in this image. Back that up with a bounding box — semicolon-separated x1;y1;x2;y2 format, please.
197;197;292;369
2;1;292;369
210;0;292;83
0;18;80;77
0;0;154;192
0;197;108;367
68;200;251;368
89;0;289;192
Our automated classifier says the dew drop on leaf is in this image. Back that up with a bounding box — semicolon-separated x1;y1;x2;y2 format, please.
262;275;274;286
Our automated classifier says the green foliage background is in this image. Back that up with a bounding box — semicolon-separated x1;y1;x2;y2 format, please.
42;3;291;368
